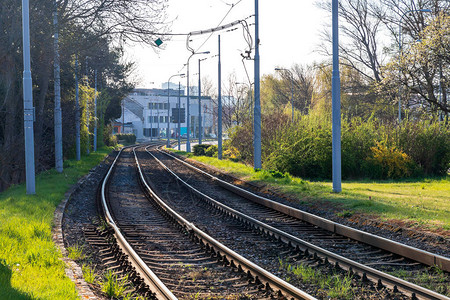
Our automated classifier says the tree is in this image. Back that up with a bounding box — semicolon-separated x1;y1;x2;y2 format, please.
379;12;450;116
0;0;170;191
317;0;386;83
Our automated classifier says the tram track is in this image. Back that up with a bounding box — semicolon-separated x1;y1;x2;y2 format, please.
135;145;449;300
99;144;315;299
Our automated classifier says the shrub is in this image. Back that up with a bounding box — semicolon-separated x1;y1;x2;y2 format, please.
366;142;417;179
115;133;136;144
229;111;449;180
104;134;118;147
395;121;450;176
223;146;241;162
205;145;218;157
193;144;210;156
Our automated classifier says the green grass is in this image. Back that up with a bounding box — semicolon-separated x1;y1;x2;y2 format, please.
169;149;450;232
0;147;114;300
278;257;354;299
101;270;128;298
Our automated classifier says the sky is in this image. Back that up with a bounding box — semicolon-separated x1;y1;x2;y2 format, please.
125;0;329;90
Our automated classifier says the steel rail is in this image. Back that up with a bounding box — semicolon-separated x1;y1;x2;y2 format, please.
159;147;450;272
136;146;316;300
100;146;177;300
152;147;449;300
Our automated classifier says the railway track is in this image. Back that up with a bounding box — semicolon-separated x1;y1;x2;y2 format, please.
99;144;315;299
133;145;449;300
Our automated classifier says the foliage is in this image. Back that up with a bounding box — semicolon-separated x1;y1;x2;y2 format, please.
0;147;112;299
81;265;97;284
101;270;129;298
193;144;211;156
115;133;136;144
377;10;450;115
229;111;450;180
367;142;416;179
205;145;218;157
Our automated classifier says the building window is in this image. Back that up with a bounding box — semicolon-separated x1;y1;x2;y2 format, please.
163;103;168;110
160;116;164;122
148;116;152;123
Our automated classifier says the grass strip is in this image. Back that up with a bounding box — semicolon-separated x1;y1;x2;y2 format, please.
169;149;450;232
0;147;114;300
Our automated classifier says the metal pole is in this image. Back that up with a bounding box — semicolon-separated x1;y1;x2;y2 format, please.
398;17;402;123
75;57;80;161
218;35;223;160
157;102;160;139
167;81;171;147
187;56;192;152
85;56;90;154
332;0;342;193
22;0;36;194
94;69;97;152
198;59;202;145
122;100;124;133
53;0;63;172
178;82;181;150
150;103;153;142
253;0;261;169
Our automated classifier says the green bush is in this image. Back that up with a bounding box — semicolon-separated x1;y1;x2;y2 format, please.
230;112;450;180
193;144;211;156
366;142;417;179
205;145;218;157
115;133;136;144
104;134;118;147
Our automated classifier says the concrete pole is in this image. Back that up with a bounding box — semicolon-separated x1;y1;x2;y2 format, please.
75;57;80;161
53;0;63;172
332;0;342;193
198;59;202;144
187;57;192;152
253;0;261;169
85;57;90;154
150;103;153;141
157;102;160;139
93;69;97;152
218;35;223;160
167;81;171;147
178;82;181;150
22;0;36;194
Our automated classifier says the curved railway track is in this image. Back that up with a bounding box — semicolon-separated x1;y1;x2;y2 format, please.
134;144;449;300
99;144;315;299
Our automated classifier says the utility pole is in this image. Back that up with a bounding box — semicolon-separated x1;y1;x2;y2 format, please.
53;0;63;172
253;0;261;169
332;0;342;192
198;59;203;144
178;82;181;150
85;56;90;154
22;0;36;194
75;57;80;161
218;35;223;160
150;103;153;142
93;69;97;152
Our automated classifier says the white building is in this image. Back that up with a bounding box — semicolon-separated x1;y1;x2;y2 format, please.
118;87;214;141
